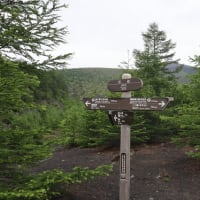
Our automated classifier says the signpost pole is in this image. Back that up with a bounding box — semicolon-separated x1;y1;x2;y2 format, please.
119;73;131;200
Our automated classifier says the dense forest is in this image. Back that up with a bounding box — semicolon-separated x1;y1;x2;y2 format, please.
0;1;200;199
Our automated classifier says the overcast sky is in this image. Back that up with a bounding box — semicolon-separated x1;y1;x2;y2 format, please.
57;0;200;68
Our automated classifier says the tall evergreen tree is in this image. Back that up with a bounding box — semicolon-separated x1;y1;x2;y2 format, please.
131;23;179;142
189;54;200;101
0;1;73;198
141;23;176;63
133;22;178;96
0;0;72;68
172;67;200;159
173;55;200;158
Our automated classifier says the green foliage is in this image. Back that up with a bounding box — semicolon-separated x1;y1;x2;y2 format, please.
170;67;200;158
137;22;176;63
171;103;200;145
0;189;48;200
0;63;67;180
80;110;120;147
63;106;150;147
133;22;178;97
58;100;86;147
0;56;46;178
0;127;53;179
186;146;200;160
0;164;113;200
19;63;69;101
190;54;200;67
0;0;71;68
130;113;149;144
0;58;68;198
0;57;39;115
189;68;200;100
127;22;179;142
0;1;117;199
0;0;74;195
64;68;122;99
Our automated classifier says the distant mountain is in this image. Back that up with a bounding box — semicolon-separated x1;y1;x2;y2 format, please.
167;63;197;82
64;65;197;98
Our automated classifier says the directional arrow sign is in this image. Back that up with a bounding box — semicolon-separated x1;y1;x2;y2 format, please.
130;97;170;111
109;111;133;125
83;98;131;110
83;97;171;111
107;78;143;92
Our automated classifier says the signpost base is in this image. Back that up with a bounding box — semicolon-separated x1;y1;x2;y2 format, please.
120;179;130;200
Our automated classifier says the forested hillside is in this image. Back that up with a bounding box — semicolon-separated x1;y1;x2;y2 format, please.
63;65;195;99
63;68;123;98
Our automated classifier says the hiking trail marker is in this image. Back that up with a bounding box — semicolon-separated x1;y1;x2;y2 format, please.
82;73;173;200
107;77;143;92
83;97;170;111
108;111;133;125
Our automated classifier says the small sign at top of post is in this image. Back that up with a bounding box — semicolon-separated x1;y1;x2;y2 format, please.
107;77;143;92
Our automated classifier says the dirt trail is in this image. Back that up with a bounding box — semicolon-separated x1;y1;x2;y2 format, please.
35;143;200;200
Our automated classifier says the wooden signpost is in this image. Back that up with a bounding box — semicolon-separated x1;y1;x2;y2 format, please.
119;73;132;200
82;73;173;200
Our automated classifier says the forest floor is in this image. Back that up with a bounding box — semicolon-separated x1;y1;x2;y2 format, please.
34;143;200;200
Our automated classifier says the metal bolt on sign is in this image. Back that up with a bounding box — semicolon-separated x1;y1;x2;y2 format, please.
82;73;173;200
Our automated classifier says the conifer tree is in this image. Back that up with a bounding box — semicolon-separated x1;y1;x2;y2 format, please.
173;55;200;158
0;0;72;68
133;22;178;96
0;1;72;198
131;23;179;142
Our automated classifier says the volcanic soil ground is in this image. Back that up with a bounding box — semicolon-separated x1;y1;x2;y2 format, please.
34;143;200;200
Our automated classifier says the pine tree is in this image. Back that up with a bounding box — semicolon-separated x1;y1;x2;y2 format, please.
172;56;200;158
131;23;179;142
0;1;72;198
0;0;72;68
133;22;178;96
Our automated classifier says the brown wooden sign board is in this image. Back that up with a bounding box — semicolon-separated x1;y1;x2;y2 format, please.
107;78;143;92
83;98;131;110
83;97;170;111
131;97;170;111
109;111;133;125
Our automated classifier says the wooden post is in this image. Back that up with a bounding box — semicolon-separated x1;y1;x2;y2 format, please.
119;73;131;200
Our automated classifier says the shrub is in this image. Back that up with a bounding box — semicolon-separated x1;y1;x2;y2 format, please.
0;164;113;200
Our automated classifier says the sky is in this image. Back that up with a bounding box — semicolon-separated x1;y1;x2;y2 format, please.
57;0;200;68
